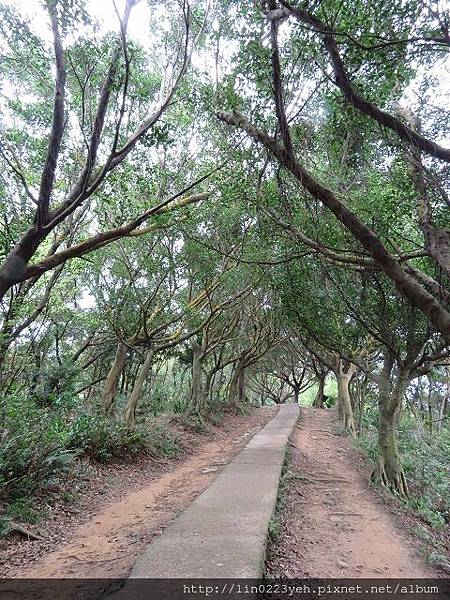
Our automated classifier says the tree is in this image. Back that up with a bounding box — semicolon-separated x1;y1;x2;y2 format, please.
216;0;450;340
0;0;211;301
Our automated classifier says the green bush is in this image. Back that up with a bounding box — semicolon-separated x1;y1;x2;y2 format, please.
323;394;336;408
0;392;181;508
356;406;450;529
146;423;180;458
68;412;130;460
0;393;73;499
399;426;450;528
68;412;181;460
6;497;46;524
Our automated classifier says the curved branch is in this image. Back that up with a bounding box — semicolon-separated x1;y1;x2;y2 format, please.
36;6;66;229
21;191;209;283
280;0;450;163
217;109;450;341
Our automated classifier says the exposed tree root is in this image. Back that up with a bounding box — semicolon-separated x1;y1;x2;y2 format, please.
372;456;409;498
9;522;43;541
342;412;356;436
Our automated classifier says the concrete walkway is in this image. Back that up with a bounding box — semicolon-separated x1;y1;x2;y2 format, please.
128;404;299;579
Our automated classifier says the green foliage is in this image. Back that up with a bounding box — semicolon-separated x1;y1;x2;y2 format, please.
357;409;450;529
0;392;180;506
427;550;450;572
0;393;74;499
412;501;446;530
0;515;12;537
140;363;192;416
0;0;450;552
66;412;146;461
0;497;47;538
300;379;337;407
400;422;450;529
6;497;46;524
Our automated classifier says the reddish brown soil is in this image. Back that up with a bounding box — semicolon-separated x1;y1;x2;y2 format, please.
2;407;276;578
267;407;441;578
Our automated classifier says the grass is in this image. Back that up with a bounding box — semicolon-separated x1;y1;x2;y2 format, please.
426;550;450;571
266;445;293;554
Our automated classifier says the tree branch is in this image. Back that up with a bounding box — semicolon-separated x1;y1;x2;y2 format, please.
217;109;450;341
36;5;66;229
279;0;450;163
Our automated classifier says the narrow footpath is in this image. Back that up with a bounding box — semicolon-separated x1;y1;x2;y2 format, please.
127;404;299;579
5;405;443;590
267;408;438;578
5;408;275;579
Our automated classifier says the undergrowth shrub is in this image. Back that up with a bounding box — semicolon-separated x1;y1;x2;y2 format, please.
356;407;450;529
0;392;181;510
176;412;209;433
66;412;148;460
141;421;180;458
0;393;73;500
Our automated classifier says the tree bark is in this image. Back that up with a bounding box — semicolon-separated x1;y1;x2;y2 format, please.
373;357;410;497
101;342;128;414
312;375;326;408
125;349;154;429
189;344;204;414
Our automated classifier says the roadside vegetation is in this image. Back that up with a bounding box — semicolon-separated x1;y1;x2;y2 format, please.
355;396;450;570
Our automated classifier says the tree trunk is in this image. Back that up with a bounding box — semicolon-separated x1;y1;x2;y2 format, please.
374;361;410;497
377;406;408;496
0;226;47;301
237;365;246;402
213;367;226;402
336;373;356;433
203;367;217;409
436;368;450;432
312;375;326;408
334;360;356;434
189;345;204;414
101;342;128;414
356;373;368;434
438;386;449;433
228;357;246;405
125;349;154;429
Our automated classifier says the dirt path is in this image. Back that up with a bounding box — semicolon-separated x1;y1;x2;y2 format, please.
267;407;438;578
6;407;275;579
